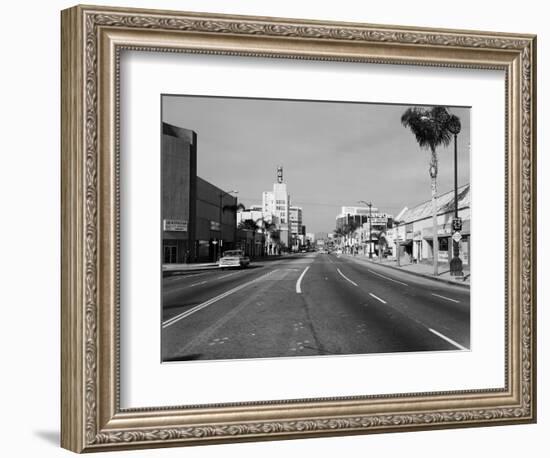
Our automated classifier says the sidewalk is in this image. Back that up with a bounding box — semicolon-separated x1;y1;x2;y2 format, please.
343;254;470;287
162;262;219;276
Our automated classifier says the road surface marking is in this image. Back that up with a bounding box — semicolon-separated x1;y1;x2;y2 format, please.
369;293;387;304
296;266;310;294
218;271;241;279
367;269;408;286
428;328;468;350
190;280;207;287
431;293;460;303
164;272;207;281
162;269;278;328
336;268;358;287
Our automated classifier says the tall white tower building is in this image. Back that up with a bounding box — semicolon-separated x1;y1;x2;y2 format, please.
262;166;291;248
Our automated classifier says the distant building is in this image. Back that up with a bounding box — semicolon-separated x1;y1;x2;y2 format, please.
289;206;303;236
236;208;278;227
315;231;328;241
334;206;393;256
261;166;291;248
289;206;304;251
336;206;393;232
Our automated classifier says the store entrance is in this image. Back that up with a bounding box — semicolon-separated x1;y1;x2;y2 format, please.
163;245;177;264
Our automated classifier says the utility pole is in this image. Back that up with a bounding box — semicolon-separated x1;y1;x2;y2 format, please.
368;202;373;259
357;200;374;259
447;115;463;277
218;190;238;261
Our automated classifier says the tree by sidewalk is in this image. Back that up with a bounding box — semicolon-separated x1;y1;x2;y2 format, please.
401;106;457;276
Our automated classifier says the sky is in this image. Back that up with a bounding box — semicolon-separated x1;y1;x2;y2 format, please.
162;96;470;234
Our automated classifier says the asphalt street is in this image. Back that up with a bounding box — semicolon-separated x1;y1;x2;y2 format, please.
161;252;470;361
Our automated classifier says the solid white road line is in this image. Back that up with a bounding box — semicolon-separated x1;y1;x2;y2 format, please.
218;271;241;279
428;328;468;351
431;293;460;303
164;272;207;281
296;266;310;294
163;269;278;328
336;268;358;287
369;293;387;304
367;269;408;286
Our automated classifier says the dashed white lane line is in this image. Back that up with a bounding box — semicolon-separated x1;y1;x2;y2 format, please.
296;266;310;294
336;268;358;287
369;293;387;304
367;269;408;286
163;269;278;328
190;280;207;287
428;328;468;351
431;293;460;303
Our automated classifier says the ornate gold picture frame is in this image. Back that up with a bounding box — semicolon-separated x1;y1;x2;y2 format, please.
61;4;536;453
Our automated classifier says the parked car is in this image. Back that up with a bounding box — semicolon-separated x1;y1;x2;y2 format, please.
218;250;250;269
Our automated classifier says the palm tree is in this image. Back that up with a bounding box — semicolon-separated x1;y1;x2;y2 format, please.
401;106;453;275
223;203;246;250
255;218;278;256
333;227;345;250
237;219;260;256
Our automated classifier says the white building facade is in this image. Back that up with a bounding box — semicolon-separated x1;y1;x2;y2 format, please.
390;184;471;266
261;166;292;248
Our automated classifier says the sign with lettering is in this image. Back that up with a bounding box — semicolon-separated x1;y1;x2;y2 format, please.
163;219;187;232
210;220;221;231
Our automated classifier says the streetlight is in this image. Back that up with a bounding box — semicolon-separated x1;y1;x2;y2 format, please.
446;114;463;277
358;200;373;259
218;190;238;260
394;220;401;267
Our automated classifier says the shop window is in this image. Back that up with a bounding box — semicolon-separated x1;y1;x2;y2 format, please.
164;245;177;263
439;237;449;251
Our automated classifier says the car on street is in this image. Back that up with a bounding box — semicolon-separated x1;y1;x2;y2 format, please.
218;250;250;269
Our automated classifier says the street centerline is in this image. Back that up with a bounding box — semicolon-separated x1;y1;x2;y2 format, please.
431;293;460;303
428;328;468;351
336;268;358;287
369;293;387;304
296;266;310;294
367;269;408;286
163;269;278;328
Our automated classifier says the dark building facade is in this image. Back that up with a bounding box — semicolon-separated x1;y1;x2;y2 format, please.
162;123;196;264
162;123;238;264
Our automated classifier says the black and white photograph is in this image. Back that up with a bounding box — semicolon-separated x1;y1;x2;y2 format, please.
160;95;471;362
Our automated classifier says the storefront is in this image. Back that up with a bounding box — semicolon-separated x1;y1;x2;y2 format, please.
393;184;471;268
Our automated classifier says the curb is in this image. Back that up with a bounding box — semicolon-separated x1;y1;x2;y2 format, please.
163;265;219;277
162;256;285;277
343;255;470;289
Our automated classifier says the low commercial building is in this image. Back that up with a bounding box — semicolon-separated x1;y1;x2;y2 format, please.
391;184;470;266
162;123;238;263
334;206;393;255
336;206;392;233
